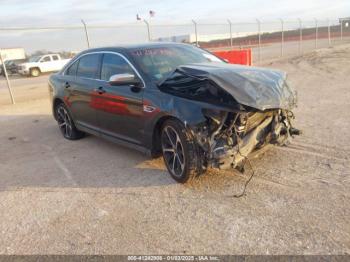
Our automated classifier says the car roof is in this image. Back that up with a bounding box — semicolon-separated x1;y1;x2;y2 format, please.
80;42;194;54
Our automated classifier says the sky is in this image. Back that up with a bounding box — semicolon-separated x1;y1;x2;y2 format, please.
0;0;349;53
0;0;349;25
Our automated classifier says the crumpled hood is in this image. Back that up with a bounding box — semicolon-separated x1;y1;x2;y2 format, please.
176;63;297;111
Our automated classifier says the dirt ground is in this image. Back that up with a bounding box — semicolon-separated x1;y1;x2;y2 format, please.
0;43;349;255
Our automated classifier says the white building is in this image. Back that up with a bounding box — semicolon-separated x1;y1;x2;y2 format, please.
0;48;26;64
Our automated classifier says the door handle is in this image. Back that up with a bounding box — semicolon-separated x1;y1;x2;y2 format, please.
94;86;106;95
64;82;70;88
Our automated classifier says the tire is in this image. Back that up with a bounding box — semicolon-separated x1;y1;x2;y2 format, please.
30;68;40;77
55;103;85;140
161;119;202;183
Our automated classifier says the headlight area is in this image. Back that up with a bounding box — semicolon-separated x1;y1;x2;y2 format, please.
190;108;301;171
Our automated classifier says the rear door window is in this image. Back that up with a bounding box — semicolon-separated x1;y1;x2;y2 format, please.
76;54;101;79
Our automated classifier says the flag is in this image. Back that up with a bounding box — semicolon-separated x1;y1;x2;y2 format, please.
136;14;141;21
149;10;155;17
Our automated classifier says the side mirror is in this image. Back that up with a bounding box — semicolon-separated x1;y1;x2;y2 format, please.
109;74;142;87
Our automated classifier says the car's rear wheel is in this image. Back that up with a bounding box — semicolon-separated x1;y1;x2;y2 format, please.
30;68;40;77
161;119;202;183
55;103;84;140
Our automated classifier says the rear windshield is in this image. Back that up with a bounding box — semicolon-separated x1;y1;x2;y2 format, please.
129;45;223;82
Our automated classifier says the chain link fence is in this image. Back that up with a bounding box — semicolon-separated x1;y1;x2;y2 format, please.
1;18;349;58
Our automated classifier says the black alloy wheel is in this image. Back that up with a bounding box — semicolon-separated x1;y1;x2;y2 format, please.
56;103;84;140
161;119;201;183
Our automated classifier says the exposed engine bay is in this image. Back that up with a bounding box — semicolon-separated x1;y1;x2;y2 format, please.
159;62;301;171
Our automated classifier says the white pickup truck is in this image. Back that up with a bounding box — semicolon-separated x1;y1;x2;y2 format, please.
18;54;71;77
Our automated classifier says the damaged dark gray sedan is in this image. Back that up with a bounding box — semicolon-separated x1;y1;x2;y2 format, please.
49;43;300;183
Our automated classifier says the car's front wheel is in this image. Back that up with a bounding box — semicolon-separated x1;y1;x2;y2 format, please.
30;68;40;77
55;103;84;140
161;119;202;183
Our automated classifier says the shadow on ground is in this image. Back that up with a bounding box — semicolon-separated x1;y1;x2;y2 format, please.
0;112;264;195
0;114;177;190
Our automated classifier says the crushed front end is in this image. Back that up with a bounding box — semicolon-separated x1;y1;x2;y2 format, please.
159;62;301;172
192;109;300;171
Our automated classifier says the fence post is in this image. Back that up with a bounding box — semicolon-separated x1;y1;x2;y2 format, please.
0;51;15;104
314;18;318;49
298;18;302;54
227;19;233;49
340;18;343;41
192;20;198;46
279;18;284;57
328;19;331;46
144;20;151;41
256;19;261;63
81;20;90;49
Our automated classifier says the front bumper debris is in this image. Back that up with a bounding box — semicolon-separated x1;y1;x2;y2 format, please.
193;109;300;171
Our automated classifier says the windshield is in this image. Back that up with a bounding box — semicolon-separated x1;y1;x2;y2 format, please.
28;56;41;62
129;45;224;82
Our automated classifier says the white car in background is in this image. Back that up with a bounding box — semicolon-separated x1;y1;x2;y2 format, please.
18;54;71;77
